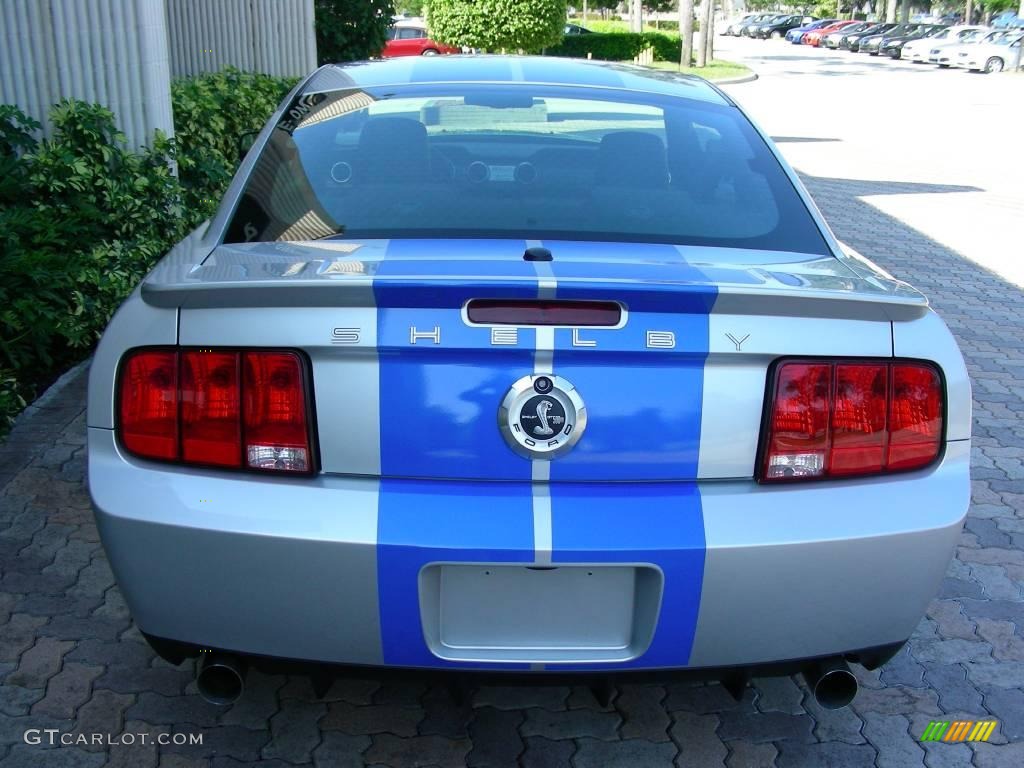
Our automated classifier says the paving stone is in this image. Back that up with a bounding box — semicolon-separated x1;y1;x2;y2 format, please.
566;685;615;711
752;677;804;715
371;680;428;707
520;706;620;741
726;741;777;768
913;638;994;665
862;712;925;768
573;737;677;768
262;698;326;762
164;724;269;762
670;712;727;767
466;707;523;768
94;663;191;697
926;600;978;641
965;517;1014;548
472;685;568;712
665;683;756;715
321;677;379;705
124;692;221;728
31;662;103;719
363;733;471;768
419;686;472;739
219;670;284;731
879;647;927;688
921;663;984;713
971;742;1024;768
716;710;815;744
852;683;943;719
520;736;576;768
0;684;42;716
0;614;49;663
67;639;153;667
6;636;74;688
1;744;106;768
775;742;878;768
965;661;1024;688
73;689;135;751
617;684;670;741
919;741;974;768
979;686;1024;740
321;700;423;737
312;731;371;768
969;564;1023;600
803;694;866;745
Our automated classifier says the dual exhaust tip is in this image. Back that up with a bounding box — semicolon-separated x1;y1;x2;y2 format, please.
195;651;859;710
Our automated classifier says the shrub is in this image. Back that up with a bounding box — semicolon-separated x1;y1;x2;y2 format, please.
316;0;396;64
0;69;295;432
546;31;682;62
427;0;568;52
171;68;297;222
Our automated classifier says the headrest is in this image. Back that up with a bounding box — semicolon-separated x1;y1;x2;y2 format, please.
596;131;670;188
356;117;429;182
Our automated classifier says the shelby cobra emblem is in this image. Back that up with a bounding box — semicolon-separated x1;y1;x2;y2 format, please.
498;374;587;460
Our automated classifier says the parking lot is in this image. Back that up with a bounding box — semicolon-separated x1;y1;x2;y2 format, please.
2;40;1024;768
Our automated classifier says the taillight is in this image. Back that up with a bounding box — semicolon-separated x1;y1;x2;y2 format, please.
760;360;943;482
117;348;313;474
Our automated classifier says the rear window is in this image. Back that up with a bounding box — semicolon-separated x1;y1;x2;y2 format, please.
226;84;829;256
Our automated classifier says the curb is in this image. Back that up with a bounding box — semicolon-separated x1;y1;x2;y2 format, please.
713;71;759;85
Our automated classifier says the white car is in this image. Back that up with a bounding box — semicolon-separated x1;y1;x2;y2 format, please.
963;30;1022;72
929;27;992;66
904;25;987;62
942;29;1017;68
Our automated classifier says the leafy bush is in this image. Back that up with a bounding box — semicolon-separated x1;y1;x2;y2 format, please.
316;0;396;63
172;68;297;221
427;0;568;52
0;69;294;432
546;31;682;62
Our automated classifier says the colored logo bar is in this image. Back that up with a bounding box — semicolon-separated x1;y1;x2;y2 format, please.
920;721;997;742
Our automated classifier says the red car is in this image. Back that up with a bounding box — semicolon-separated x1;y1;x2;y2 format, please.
804;19;858;46
383;22;460;57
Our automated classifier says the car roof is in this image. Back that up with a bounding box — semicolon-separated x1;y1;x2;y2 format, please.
307;55;730;105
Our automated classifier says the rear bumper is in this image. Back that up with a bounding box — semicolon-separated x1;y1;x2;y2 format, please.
89;428;969;672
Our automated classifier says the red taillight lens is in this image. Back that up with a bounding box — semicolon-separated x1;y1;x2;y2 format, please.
761;360;943;482
181;351;241;467
117;348;313;474
119;350;179;461
242;352;310;473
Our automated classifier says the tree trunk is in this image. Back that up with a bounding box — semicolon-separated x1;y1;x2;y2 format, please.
886;0;897;23
697;1;713;67
965;0;973;24
680;0;695;68
632;0;643;33
582;0;587;24
899;0;910;23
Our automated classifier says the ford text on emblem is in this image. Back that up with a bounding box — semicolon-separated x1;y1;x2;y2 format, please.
498;375;587;460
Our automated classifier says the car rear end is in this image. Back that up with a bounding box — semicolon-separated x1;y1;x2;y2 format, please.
88;60;970;692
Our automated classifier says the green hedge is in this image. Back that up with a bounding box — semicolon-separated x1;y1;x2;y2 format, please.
547;31;683;62
0;69;295;433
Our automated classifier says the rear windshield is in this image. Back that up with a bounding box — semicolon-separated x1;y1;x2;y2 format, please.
226;84;829;256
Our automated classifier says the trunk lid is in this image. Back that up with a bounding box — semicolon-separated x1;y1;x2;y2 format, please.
160;239;926;481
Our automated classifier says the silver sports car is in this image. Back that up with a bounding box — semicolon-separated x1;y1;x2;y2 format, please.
88;56;970;708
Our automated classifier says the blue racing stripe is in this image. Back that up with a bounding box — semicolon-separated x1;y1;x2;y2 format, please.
375;238;536;668
377;479;534;668
546;240;716;668
548;482;706;669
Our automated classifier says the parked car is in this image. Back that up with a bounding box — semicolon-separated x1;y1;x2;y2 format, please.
941;28;1012;68
859;23;924;55
724;13;761;36
903;25;987;62
843;23;897;51
741;13;784;37
383;20;460;57
754;14;817;40
880;25;946;59
564;23;593;35
963;30;1023;72
822;21;874;49
991;11;1024;29
805;19;858;47
786;19;839;44
88;56;969;710
929;27;991;65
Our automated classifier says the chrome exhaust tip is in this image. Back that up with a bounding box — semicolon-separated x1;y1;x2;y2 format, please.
803;658;858;710
196;652;245;706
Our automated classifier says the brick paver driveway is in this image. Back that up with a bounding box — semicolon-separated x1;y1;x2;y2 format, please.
3;38;1024;768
